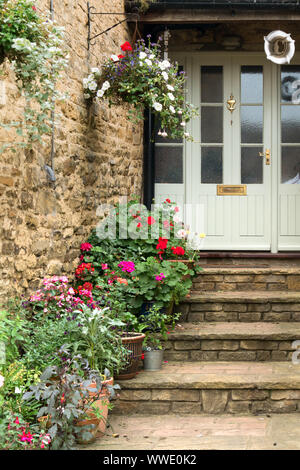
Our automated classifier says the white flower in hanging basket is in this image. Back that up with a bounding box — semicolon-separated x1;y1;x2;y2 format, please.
264;30;295;65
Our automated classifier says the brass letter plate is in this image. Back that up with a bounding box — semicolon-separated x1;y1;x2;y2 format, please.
217;184;247;196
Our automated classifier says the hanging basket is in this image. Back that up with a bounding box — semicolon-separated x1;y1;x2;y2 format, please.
264;30;295;65
116;332;145;380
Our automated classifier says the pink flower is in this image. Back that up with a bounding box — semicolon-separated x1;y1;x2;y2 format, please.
155;273;166;282
14;417;20;424
80;243;92;252
174;207;179;213
118;261;135;273
101;263;108;270
163;220;170;228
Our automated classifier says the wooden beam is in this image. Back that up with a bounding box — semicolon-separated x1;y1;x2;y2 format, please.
139;9;300;23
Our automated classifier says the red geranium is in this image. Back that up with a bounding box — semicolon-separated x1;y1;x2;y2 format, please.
156;236;168;254
171;246;185;256
147;216;156;225
118;54;125;59
83;282;93;291
80;243;92;252
120;41;132;52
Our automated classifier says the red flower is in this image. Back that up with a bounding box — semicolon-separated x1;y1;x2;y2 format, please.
83;282;93;291
14;417;20;425
156;237;168;254
147;216;156;225
141;353;145;360
120;41;132;52
32;5;37;11
164;198;171;203
171;246;185;256
137;222;142;228
118;54;125;59
60;393;65;404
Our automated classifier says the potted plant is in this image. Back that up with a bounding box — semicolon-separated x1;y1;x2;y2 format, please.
140;305;180;371
22;347;120;449
83;37;198;142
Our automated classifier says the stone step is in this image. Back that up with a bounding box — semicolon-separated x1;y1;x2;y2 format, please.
192;266;300;293
179;291;300;323
115;361;300;416
164;322;300;362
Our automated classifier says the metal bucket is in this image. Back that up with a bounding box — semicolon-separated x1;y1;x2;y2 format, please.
143;349;164;371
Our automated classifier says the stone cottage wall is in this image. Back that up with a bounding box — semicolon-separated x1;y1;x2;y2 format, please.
0;0;144;299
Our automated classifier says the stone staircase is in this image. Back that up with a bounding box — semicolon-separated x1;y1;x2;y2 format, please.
115;261;300;416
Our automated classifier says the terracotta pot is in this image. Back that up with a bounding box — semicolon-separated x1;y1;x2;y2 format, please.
75;411;100;445
85;378;113;435
168;259;195;270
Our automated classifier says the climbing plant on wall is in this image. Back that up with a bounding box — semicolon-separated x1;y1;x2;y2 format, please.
0;0;68;152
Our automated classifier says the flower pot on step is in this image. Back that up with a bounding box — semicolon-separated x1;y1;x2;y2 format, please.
75;411;100;445
143;349;164;371
116;332;145;380
86;378;113;435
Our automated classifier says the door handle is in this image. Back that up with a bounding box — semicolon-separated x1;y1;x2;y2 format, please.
259;149;271;165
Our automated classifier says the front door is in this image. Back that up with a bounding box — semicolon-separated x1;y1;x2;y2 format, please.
154;52;300;252
188;54;272;250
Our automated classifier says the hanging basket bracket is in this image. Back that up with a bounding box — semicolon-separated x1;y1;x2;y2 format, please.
87;2;139;50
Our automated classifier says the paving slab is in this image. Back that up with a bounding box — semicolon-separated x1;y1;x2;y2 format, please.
83;414;300;450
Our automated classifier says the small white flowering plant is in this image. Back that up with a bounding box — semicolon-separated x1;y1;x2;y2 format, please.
83;37;198;141
0;0;68;152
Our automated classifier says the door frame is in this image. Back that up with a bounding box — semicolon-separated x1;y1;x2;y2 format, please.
165;50;300;253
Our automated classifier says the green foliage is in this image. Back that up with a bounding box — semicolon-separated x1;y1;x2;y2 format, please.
73;305;129;375
127;257;192;310
0;0;68;151
0;309;29;368
140;304;180;350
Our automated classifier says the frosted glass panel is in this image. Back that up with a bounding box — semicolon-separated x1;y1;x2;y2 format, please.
281;106;300;143
281;146;300;184
201;66;223;103
155;147;183;184
281;66;300;103
241;66;263;104
241;147;263;184
201;147;223;184
201;107;223;143
241;106;263;143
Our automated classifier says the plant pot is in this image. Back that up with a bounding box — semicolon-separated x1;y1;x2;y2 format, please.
143;349;164;371
85;378;113;435
75;411;100;445
168;259;195;270
116;332;145;380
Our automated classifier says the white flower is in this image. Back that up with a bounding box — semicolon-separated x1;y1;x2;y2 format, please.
97;89;104;98
139;51;147;59
184;132;190;137
82;78;89;88
91;67;100;74
149;54;155;59
84;93;91;99
88;81;98;91
111;54;119;62
102;81;110;91
173;215;182;224
162;71;168;81
161;131;168;137
145;59;152;66
167;93;175;101
15;387;22;394
177;229;186;238
139;61;143;66
178;110;183;115
158;130;162;136
167;84;174;91
0;374;4;388
169;105;175;114
181;121;186;126
153;102;162;112
159;59;171;70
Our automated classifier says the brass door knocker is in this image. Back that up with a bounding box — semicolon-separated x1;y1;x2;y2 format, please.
227;94;236;113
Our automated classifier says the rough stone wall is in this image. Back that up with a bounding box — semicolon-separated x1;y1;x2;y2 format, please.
0;0;144;299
